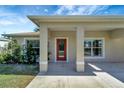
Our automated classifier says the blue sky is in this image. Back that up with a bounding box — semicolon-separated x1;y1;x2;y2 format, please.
0;5;124;35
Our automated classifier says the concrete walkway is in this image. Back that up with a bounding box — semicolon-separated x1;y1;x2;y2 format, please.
27;62;124;88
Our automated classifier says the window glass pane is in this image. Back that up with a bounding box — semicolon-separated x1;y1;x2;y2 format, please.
35;40;40;47
84;48;91;56
93;40;103;47
58;39;65;57
59;39;64;51
84;40;91;47
93;48;102;56
34;48;39;55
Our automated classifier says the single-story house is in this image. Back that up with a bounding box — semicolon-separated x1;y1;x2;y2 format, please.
3;16;124;72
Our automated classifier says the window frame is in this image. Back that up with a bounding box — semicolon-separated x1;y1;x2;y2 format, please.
84;38;105;59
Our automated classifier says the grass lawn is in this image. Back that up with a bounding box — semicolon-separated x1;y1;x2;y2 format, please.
0;64;38;88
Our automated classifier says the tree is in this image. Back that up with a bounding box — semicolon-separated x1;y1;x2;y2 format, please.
0;39;21;64
26;42;36;64
8;39;21;63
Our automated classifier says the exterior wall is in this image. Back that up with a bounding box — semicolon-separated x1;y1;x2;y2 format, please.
110;30;124;62
13;37;24;46
48;31;112;63
13;36;39;47
85;30;124;62
12;29;124;63
85;31;111;62
48;31;76;63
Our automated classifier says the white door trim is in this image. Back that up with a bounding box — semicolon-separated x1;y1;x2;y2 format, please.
55;37;68;63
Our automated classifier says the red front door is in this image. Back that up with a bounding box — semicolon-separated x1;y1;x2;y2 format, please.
56;39;67;61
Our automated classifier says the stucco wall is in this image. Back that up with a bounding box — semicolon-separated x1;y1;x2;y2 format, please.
110;30;124;62
85;30;124;62
13;37;24;46
85;31;111;62
48;31;112;63
13;36;39;48
48;31;76;63
13;30;124;63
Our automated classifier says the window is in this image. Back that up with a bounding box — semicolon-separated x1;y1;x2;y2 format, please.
26;39;40;55
84;38;104;58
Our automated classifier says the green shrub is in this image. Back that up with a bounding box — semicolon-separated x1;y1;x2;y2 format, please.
0;53;4;64
4;52;11;62
0;38;37;64
0;39;22;64
0;50;12;64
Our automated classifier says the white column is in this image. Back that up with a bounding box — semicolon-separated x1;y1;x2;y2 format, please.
39;25;48;72
76;26;85;72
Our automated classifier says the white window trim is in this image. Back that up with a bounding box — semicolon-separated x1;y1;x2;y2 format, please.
84;37;105;59
55;37;69;63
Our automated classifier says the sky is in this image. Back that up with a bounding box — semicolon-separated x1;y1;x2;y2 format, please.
0;5;124;36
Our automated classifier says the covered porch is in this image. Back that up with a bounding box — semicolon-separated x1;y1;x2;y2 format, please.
39;26;85;72
28;16;124;72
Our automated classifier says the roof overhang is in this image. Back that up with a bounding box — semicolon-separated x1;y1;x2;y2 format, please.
4;16;124;37
27;15;124;27
2;32;39;37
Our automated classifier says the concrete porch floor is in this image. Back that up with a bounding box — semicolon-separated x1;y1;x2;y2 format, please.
27;62;124;88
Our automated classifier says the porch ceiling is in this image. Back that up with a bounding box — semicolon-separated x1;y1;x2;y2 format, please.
28;15;124;31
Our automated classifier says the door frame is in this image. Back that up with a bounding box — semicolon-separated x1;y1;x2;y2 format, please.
55;37;68;63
